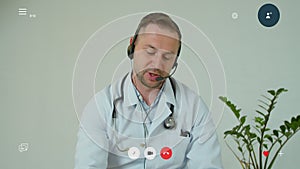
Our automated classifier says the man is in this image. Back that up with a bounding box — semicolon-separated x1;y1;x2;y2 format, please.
75;12;223;169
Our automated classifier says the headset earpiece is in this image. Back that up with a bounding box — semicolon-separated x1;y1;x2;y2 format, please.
127;35;137;60
127;44;134;59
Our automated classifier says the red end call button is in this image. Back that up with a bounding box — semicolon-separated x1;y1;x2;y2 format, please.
160;147;172;160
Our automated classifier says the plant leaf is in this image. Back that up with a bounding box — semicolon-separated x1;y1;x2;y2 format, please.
258;99;269;107
240;116;246;125
284;121;291;131
256;110;266;117
280;125;286;134
273;130;279;137
238;146;243;153
219;96;241;119
276;88;288;95
264;134;273;143
255;116;264;126
284;131;292;138
268;90;276;96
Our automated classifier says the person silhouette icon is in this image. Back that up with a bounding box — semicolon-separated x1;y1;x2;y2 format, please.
266;12;272;19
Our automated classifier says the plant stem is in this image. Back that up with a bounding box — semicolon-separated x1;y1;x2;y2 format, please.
259;95;276;168
267;129;299;169
250;145;259;169
248;146;257;169
267;138;288;169
225;141;247;169
263;135;284;169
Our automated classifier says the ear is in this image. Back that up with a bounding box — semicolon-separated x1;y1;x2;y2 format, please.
127;36;135;59
129;36;134;45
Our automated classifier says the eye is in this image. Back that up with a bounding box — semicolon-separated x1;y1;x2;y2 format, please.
163;53;175;61
145;47;156;55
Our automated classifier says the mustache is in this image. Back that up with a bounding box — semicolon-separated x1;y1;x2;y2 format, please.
140;68;168;76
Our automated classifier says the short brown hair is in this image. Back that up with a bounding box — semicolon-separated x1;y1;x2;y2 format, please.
134;12;182;40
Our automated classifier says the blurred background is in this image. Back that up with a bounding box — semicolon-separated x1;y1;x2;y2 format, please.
1;0;299;168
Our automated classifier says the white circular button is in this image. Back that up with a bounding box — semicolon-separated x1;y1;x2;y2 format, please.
232;12;238;19
144;147;156;160
128;147;140;160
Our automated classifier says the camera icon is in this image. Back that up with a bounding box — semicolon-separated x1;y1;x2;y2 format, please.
144;147;156;160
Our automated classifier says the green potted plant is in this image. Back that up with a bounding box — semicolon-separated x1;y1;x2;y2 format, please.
219;88;300;169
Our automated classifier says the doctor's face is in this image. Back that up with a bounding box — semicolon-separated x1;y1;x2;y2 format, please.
132;24;180;89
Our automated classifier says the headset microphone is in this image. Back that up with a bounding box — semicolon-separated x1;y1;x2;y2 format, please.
155;64;178;81
156;75;169;81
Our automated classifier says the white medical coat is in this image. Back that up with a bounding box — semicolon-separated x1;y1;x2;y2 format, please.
75;73;223;169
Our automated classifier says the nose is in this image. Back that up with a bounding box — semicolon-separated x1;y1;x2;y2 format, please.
151;52;164;69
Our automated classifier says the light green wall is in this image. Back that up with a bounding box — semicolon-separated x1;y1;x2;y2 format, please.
1;0;299;169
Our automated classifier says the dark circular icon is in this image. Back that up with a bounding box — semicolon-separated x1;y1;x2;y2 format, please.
258;3;280;27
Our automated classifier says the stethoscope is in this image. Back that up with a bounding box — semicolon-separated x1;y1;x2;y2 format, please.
111;73;177;152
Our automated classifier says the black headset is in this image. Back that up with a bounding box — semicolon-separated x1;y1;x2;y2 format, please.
127;34;181;68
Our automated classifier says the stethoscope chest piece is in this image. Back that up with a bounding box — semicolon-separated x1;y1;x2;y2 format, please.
164;116;176;129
